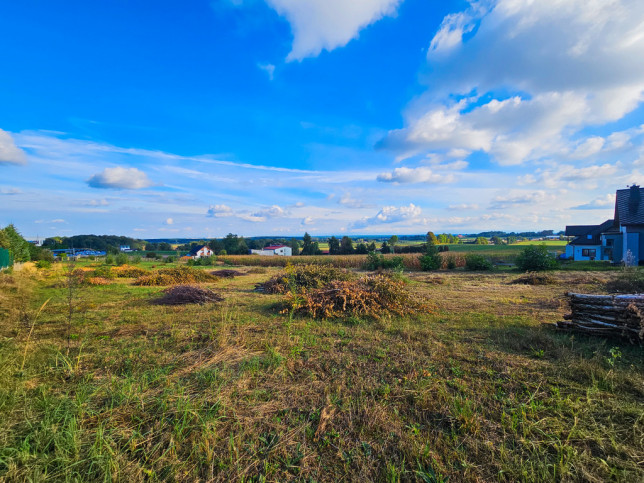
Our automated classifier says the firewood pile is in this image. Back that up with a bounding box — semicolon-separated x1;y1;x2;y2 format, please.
557;293;644;343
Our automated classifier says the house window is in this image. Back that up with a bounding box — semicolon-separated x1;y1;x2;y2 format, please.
582;249;596;257
587;234;593;240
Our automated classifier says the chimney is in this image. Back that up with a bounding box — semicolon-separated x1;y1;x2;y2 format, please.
629;184;641;213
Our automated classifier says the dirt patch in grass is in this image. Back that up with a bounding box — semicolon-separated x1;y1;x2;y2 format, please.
211;269;245;278
511;272;558;285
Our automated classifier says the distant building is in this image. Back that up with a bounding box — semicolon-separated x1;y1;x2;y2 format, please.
250;244;292;256
119;245;132;252
188;245;214;259
52;249;107;258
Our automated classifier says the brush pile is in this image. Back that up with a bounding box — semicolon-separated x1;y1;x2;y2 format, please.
152;284;224;305
283;274;432;319
111;265;147;278
134;266;219;286
557;292;644;342
211;269;245;278
511;272;557;285
257;264;353;294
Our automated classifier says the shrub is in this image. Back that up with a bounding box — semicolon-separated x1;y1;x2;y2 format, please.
35;260;51;269
86;277;113;286
94;265;115;279
516;245;558;271
363;251;404;271
152;285;224;305
131;255;142;264
258;264;353;294
465;254;493;271
446;256;457;270
165;256;175;263
115;253;128;266
419;245;441;271
283;274;432;319
134;267;219;286
146;252;157;259
105;254;115;265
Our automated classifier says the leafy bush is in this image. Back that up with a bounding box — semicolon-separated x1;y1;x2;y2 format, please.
165;256;175;263
94;265;115;279
282;274;433;319
131;255;142;264
35;260;51;269
152;285;224;305
419;245;441;271
258;264;353;294
86;277;113;286
516;245;558;271
133;267;219;286
105;254;115;265
115;253;128;266
363;251;404;271
146;252;157;259
465;254;493;271
446;256;457;269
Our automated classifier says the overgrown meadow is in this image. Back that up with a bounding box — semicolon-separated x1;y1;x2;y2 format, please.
0;259;642;482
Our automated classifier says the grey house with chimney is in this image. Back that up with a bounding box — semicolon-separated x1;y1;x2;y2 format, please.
565;185;644;265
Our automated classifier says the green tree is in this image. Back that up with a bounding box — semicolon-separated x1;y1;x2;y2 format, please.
475;237;489;245
301;232;317;255
426;231;438;245
388;235;399;247
355;242;368;254
419;244;441;271
340;236;354;255
289;239;300;256
3;224;31;262
328;236;340;255
516;245;558;271
380;241;391;254
490;236;503;245
367;242;377;252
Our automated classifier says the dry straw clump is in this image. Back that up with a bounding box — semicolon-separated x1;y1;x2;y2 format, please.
211;269;245;278
257;264;353;294
111;265;147;278
152;284;224;305
283;274;433;319
134;266;219;286
511;272;558;285
85;277;113;286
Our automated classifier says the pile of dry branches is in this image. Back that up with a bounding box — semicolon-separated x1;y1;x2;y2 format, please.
152;285;224;305
557;292;644;342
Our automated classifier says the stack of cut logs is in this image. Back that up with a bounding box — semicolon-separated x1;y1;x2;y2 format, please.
558;293;644;342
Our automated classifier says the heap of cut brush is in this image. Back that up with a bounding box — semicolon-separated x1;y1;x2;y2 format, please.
557;292;644;343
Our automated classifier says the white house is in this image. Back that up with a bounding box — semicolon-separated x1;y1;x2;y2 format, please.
188;244;214;259
119;245;132;252
250;244;292;256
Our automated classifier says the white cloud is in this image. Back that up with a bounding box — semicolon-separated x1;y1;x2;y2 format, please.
382;0;644;165
447;203;479;211
252;205;286;218
266;0;402;60
87;167;153;190
377;166;456;184
258;63;275;80
165;218;174;225
490;190;554;209
207;204;234;217
84;198;110;207
0;129;27;165
338;192;370;209
353;203;422;228
302;216;314;225
572;194;616;210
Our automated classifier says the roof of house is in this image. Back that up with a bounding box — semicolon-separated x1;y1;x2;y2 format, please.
188;244;210;256
566;219;614;245
264;245;288;250
615;185;644;225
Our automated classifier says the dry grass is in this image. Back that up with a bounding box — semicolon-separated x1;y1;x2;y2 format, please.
133;266;219;286
0;267;642;482
152;284;224;305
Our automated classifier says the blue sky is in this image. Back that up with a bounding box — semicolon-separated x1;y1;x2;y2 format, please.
2;0;644;239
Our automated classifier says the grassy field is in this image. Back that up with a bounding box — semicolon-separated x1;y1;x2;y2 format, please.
0;263;642;482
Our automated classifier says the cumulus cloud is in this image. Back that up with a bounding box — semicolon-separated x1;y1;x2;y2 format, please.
302;216;314;225
252;205;286;218
87;167;153;189
165;218;174;225
382;0;644;165
572;194;617;210
0;129;27;165
520;163;621;189
266;0;401;60
377;166;456;184
353;203;422;228
207;204;234;217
